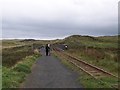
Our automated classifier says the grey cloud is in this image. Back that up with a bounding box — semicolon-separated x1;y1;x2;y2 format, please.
2;0;118;39
2;18;118;39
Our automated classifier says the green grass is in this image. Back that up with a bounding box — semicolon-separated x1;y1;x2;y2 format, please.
53;51;118;88
2;54;40;88
2;67;26;88
78;70;118;88
2;39;42;89
2;35;119;88
2;40;25;49
57;35;118;49
0;66;2;90
66;48;118;76
2;45;33;67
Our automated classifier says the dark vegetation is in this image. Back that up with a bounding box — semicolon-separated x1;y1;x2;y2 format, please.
54;53;118;88
2;54;40;88
2;40;41;88
2;35;118;73
2;39;43;67
2;35;119;88
2;45;33;67
53;35;119;88
20;39;36;42
53;35;119;75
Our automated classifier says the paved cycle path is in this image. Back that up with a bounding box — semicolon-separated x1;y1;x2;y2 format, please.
21;48;82;88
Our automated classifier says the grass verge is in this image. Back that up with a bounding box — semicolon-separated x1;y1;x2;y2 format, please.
2;45;33;67
66;49;118;76
2;54;40;88
53;51;119;89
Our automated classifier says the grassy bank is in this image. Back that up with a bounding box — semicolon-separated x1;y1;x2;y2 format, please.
2;40;42;88
53;51;118;88
65;48;118;76
2;54;40;88
54;35;118;76
2;45;33;67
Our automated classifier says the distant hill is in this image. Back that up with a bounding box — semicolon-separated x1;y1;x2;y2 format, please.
96;36;118;42
54;35;118;49
2;35;118;49
64;35;99;41
20;39;36;42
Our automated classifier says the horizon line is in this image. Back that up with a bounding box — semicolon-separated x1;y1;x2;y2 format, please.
1;34;119;40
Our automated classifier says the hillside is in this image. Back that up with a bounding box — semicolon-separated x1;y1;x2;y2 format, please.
53;35;118;74
54;35;118;49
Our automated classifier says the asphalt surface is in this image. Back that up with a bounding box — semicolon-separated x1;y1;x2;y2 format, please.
21;48;82;88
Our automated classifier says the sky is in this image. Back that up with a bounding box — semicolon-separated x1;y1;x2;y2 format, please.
2;0;119;40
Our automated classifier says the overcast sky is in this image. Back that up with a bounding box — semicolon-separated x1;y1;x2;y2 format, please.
2;0;119;40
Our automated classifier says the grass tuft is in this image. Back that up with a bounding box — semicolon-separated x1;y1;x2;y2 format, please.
2;54;40;88
13;64;31;73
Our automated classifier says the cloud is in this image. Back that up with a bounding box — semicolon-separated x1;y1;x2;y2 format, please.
2;0;118;39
